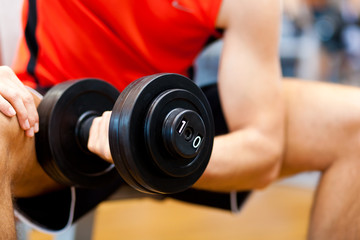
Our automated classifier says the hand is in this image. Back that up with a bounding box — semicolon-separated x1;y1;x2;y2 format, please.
0;66;39;137
87;111;113;163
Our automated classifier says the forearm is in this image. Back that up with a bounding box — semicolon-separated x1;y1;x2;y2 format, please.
194;122;283;192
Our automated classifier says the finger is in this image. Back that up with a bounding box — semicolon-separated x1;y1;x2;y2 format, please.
25;127;35;138
88;113;112;163
101;111;112;162
9;95;30;130
98;114;112;162
22;91;39;132
0;95;16;117
88;117;102;155
7;71;39;132
0;66;36;132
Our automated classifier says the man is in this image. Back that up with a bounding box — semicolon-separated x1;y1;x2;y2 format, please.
0;0;357;239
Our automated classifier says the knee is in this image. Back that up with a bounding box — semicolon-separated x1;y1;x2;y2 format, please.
0;115;16;181
0;113;29;179
0;112;25;144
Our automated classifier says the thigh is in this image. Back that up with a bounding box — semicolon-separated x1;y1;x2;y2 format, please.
281;79;360;176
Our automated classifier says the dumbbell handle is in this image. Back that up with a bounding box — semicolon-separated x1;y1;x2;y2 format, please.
75;111;100;152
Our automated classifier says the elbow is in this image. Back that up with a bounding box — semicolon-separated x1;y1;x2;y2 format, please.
252;140;283;190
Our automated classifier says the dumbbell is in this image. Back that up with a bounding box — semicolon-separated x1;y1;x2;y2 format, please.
36;73;214;194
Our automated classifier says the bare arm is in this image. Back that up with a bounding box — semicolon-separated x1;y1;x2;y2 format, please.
194;0;285;191
88;0;285;192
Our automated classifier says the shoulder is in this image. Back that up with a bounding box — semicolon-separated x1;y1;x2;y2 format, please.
215;0;282;29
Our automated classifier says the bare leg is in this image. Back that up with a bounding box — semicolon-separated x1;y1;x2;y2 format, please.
0;92;62;238
282;79;360;239
0;165;15;239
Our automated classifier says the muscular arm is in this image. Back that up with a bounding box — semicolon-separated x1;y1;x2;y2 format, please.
194;0;284;191
88;0;285;192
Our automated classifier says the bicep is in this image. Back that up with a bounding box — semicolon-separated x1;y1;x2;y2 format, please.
215;0;283;132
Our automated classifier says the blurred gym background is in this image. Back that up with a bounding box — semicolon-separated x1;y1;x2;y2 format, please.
281;0;360;84
1;0;359;239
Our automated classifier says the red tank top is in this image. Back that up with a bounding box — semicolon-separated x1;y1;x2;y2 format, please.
12;0;222;91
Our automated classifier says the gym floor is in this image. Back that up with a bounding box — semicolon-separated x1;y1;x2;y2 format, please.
28;180;315;240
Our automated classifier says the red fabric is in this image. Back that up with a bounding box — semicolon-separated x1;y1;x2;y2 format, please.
12;0;222;91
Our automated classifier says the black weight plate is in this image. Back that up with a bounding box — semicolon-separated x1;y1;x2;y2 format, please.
145;89;207;177
36;79;120;188
109;73;214;194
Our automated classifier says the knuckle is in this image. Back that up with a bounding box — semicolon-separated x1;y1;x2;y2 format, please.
102;111;111;117
6;90;21;102
0;66;16;80
27;114;36;124
23;93;34;105
91;117;101;127
16;107;28;120
0;65;12;74
5;90;15;100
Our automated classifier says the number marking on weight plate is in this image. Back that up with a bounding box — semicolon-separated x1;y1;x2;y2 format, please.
177;119;187;134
